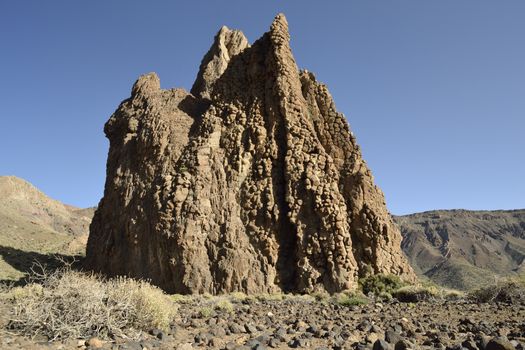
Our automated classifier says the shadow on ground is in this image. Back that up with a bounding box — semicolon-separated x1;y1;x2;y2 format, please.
0;245;83;286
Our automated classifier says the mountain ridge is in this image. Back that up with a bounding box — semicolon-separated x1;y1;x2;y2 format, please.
395;209;525;290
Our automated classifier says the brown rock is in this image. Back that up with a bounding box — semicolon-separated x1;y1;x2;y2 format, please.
191;25;249;100
85;337;104;348
86;13;416;294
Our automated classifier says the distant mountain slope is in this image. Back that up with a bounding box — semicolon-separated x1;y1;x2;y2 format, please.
0;176;94;281
395;209;525;290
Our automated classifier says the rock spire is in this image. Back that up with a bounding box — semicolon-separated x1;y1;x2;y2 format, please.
86;14;415;294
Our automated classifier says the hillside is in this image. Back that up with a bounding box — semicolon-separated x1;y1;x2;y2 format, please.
395;209;525;290
0;176;94;282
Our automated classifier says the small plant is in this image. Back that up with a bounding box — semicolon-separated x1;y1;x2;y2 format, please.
214;298;234;313
311;290;330;303
288;294;316;303
441;289;465;300
332;291;369;306
171;294;190;303
392;285;438;302
198;306;215;318
3;284;43;301
359;273;406;296
378;291;393;301
201;292;213;300
468;275;525;303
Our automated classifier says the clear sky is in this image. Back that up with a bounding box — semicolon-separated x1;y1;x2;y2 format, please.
1;1;523;215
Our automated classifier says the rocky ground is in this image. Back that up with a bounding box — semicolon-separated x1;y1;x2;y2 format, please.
1;296;524;350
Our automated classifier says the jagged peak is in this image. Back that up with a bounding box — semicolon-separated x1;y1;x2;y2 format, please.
269;13;290;45
191;25;249;99
218;25;229;35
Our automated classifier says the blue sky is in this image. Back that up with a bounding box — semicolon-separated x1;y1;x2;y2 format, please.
1;1;523;215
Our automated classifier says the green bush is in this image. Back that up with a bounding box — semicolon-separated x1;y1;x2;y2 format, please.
359;274;406;296
332;291;369;306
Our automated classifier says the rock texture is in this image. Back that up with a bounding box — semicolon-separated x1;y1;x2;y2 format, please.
86;14;415;294
396;209;525;290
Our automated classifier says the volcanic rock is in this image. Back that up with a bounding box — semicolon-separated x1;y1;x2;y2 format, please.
86;14;415;294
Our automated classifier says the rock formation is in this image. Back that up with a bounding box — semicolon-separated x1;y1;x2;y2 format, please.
86;14;415;294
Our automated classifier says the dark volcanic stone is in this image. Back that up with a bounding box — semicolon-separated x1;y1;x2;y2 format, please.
385;330;404;345
268;338;280;348
230;323;244;334
374;339;394;350
395;339;414;350
486;338;516;350
462;340;479;350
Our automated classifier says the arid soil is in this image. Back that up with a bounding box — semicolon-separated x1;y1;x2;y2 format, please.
1;296;524;350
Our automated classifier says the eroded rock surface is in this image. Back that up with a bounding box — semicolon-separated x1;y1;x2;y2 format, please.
86;14;415;294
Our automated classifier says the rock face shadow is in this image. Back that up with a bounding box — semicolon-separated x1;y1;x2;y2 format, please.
0;245;82;286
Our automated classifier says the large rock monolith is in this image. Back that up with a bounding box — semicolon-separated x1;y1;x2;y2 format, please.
86;14;415;294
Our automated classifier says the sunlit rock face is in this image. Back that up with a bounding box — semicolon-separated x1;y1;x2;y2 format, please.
86;14;415;294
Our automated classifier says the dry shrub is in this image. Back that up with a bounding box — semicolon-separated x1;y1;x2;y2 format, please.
171;294;190;304
440;288;465;300
311;291;330;303
214;298;234;313
5;269;176;340
378;291;393;301
332;290;369;306
392;285;438;302
468;276;525;303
